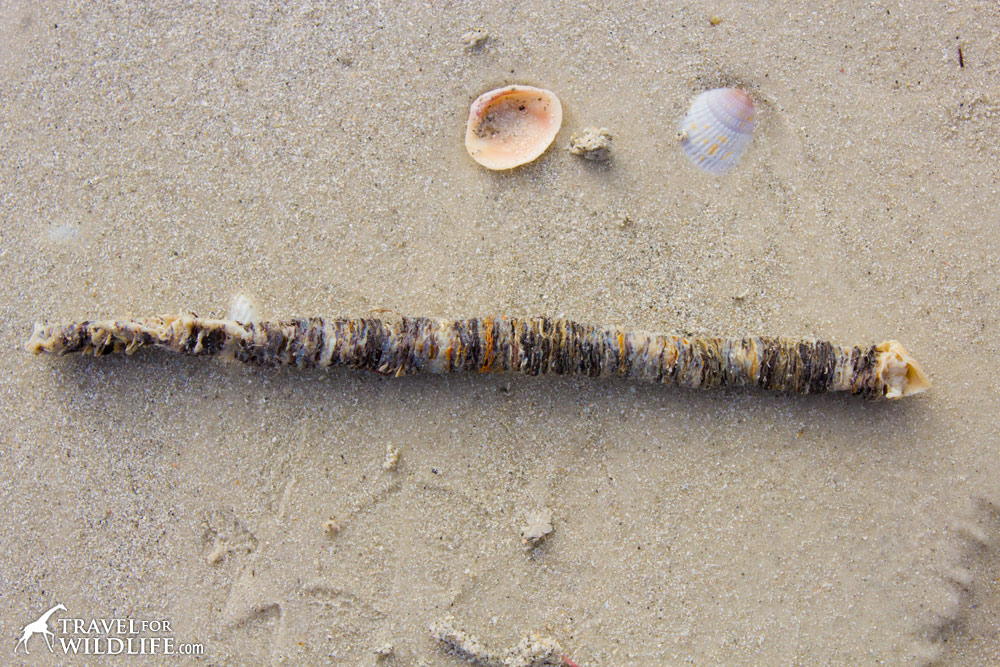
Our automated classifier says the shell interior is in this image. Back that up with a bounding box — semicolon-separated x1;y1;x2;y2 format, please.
465;85;563;170
679;88;756;175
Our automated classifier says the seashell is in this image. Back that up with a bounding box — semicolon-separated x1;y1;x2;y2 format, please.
678;87;756;175
465;85;562;170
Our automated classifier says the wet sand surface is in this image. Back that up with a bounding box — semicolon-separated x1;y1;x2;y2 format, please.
2;2;999;664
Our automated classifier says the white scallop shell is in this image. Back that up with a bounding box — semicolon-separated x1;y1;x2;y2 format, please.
465;85;563;170
678;88;756;175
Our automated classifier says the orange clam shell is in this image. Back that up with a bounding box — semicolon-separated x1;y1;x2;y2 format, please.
465;85;563;170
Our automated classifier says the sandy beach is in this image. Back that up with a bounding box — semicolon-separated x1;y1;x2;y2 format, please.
2;1;999;664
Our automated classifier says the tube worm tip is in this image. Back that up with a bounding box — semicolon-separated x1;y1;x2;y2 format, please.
876;340;930;399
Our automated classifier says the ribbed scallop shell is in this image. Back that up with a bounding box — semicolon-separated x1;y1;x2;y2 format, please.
678;88;756;175
465;85;562;170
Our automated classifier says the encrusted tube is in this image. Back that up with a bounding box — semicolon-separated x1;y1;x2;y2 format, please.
25;315;931;400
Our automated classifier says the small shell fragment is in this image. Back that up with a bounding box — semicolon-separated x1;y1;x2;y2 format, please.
381;443;400;470
520;508;554;547
465;85;563;170
678;87;756;175
227;293;260;323
460;28;488;50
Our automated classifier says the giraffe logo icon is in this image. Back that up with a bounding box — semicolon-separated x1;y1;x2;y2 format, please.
14;603;67;654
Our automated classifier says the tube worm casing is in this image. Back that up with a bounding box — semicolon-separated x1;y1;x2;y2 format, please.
26;315;930;400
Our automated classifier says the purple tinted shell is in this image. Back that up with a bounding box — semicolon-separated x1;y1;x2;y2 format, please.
678;88;756;175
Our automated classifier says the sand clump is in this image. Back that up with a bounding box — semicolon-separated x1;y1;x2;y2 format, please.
568;127;612;161
430;616;564;667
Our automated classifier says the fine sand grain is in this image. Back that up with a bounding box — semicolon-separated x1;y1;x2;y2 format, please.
2;1;999;664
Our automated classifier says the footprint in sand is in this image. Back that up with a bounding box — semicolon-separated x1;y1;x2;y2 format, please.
924;496;1000;665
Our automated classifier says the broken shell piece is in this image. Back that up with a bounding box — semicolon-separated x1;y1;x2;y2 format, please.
678;87;755;175
227;293;260;323
465;85;563;170
520;509;553;547
381;443;400;470
460;28;488;50
568;126;612;161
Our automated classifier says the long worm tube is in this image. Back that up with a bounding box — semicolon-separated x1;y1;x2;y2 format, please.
26;315;930;400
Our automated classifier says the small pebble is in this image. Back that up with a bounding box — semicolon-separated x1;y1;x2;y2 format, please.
323;517;341;536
